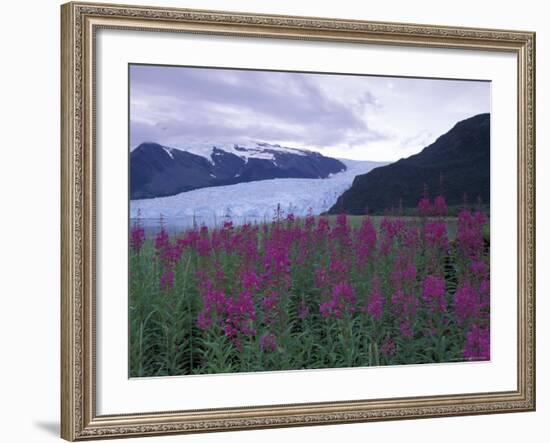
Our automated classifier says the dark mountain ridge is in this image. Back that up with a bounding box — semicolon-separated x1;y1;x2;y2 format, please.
328;113;490;214
130;142;346;200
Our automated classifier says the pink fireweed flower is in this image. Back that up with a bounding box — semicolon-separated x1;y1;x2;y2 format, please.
160;270;174;291
130;222;145;254
260;292;277;311
475;210;488;226
154;228;186;275
402;262;417;286
463;323;490;361
160;244;182;270
298;299;309;320
238;226;260;266
391;289;414;315
315;216;330;242
314;267;328;288
196;283;228;330
220;221;236;252
184;228;200;248
330;213;352;248
390;253;417;292
175;236;189;251
356;217;377;266
154;228;170;254
379;237;392;256
224;288;257;339
470;260;488;279
380;217;405;239
223;324;239;343
196;311;212;330
422;275;447;312
319;300;334;318
210;230;222;251
213;261;225;286
241;269;261;292
417;197;432;217
424;221;448;250
320;282;357;318
456;210;488;260
433;195;448;217
295;231;311;266
160;229;193;270
328;257;351;283
196;236;211;257
261;290;280;327
262;234;291;282
367;277;384;321
402;223;420;250
304;209;315;230
260;334;277;353
479;279;490;302
399;321;414;338
454;282;479;325
379;217;405;255
381;336;396;358
196;284;224;331
332;282;357;314
195;270;207;288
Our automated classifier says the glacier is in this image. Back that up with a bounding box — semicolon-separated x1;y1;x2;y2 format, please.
130;158;385;232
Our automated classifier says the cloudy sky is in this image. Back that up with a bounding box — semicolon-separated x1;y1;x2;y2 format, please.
130;64;490;162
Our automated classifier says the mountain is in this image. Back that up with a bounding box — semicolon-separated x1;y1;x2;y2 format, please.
328;113;490;215
130;141;346;200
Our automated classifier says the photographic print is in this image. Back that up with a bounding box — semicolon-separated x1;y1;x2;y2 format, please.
61;6;535;438
128;64;491;377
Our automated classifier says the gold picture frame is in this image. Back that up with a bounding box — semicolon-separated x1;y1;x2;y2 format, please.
61;1;536;440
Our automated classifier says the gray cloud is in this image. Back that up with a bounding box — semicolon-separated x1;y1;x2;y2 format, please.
130;65;490;161
130;65;385;151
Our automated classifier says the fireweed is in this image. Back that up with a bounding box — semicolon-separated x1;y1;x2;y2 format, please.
130;216;145;254
129;196;490;376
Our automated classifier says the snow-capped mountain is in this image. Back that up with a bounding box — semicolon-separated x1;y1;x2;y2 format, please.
130;159;387;231
176;140;314;162
130;141;346;199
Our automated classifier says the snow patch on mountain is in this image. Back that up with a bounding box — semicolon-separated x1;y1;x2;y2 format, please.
162;147;174;159
130;159;386;229
166;140;311;164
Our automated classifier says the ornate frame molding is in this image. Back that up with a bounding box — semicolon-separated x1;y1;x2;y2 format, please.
61;2;535;440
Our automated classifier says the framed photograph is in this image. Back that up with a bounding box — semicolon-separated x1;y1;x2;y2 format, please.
61;1;536;440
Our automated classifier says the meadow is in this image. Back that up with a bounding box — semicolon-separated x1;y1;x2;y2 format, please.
129;196;490;377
